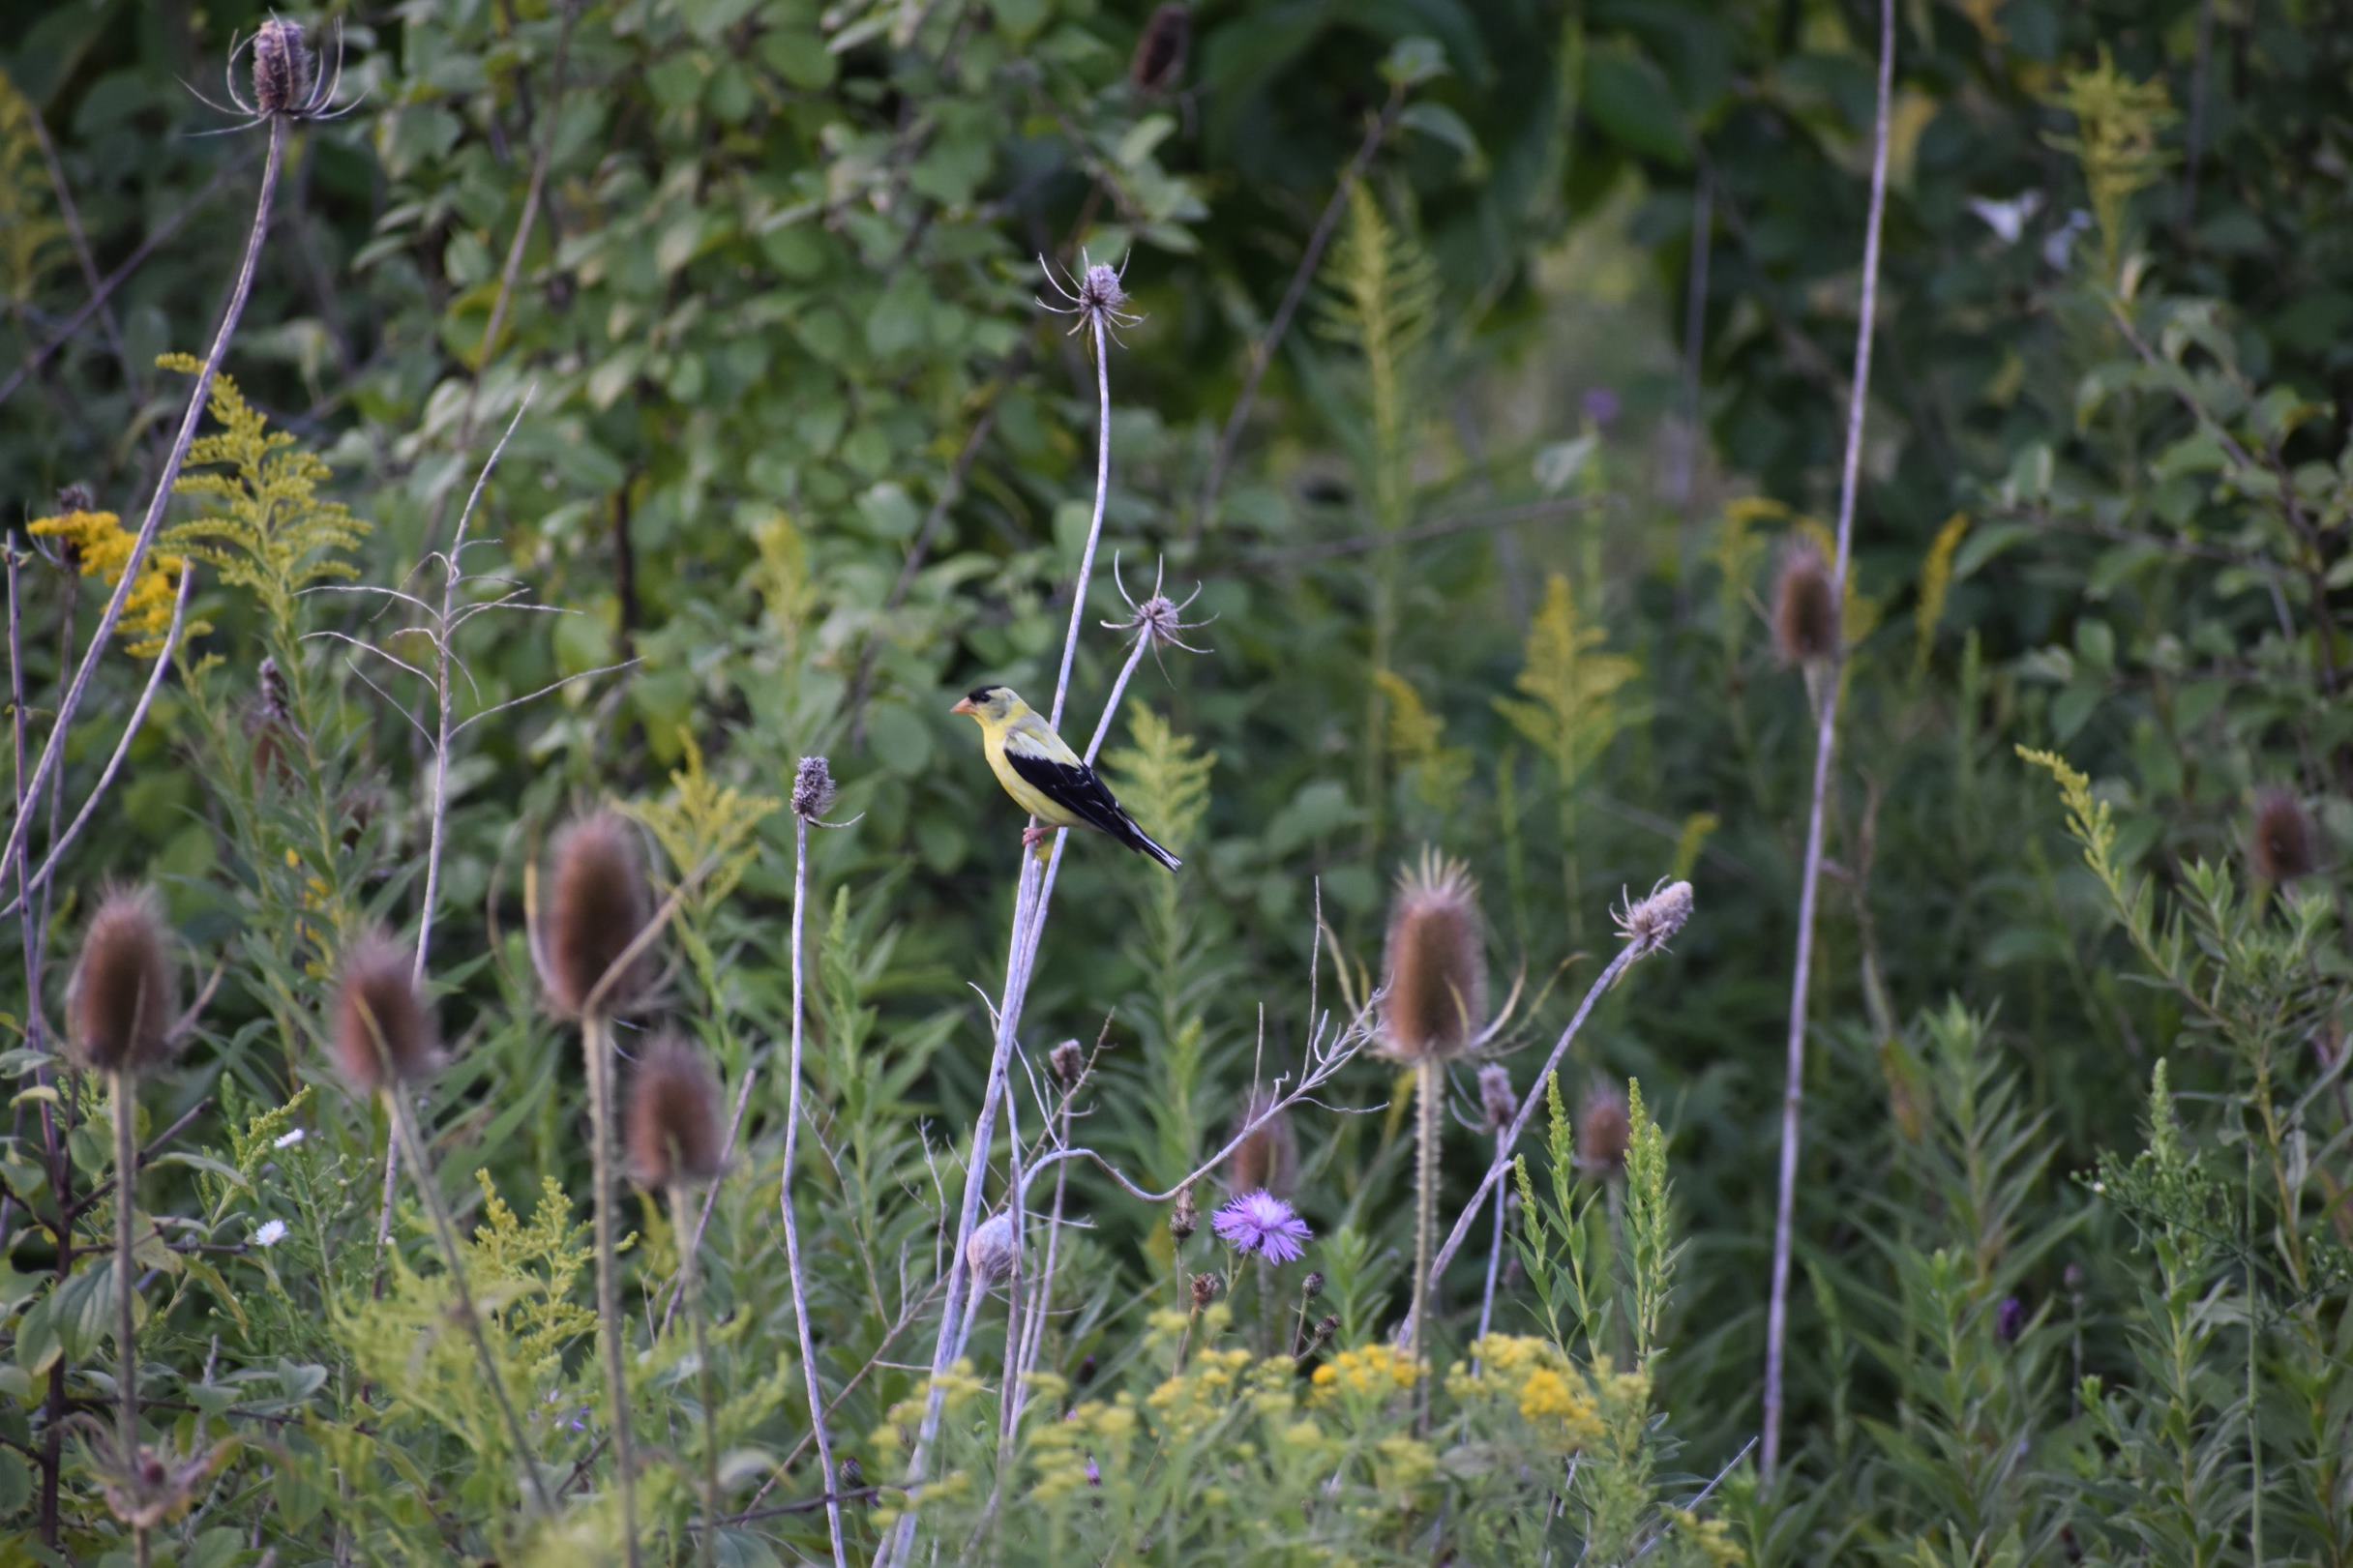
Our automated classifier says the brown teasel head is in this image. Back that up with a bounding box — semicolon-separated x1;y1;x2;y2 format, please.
330;932;439;1095
1130;3;1190;94
1772;542;1839;666
791;755;838;821
1049;1038;1087;1088
968;1212;1020;1286
251;17;313;117
1227;1089;1296;1198
1579;1082;1631;1176
67;885;180;1077
1380;849;1487;1064
541;811;656;1018
2250;789;2319;883
625;1034;727;1190
1189;1270;1221;1310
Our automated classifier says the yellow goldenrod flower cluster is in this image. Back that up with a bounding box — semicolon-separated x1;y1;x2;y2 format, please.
1147;1345;1255;1441
1450;1335;1610;1453
1027;1397;1138;1505
26;509;196;658
1672;1507;1746;1566
1311;1342;1422;1406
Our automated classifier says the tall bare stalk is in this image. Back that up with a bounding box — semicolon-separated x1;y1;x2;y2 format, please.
1760;0;1894;1485
110;1070;147;1568
581;1010;640;1564
880;258;1133;1568
781;761;849;1568
0;116;285;888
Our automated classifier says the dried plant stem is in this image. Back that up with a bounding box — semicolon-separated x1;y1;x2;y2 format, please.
1409;1058;1441;1381
0;116;285;889
1010;1077;1080;1416
111;1072;148;1568
581;1011;643;1564
1761;0;1893;1486
884;309;1114;1568
380;1087;556;1516
669;1185;721;1568
780;814;849;1568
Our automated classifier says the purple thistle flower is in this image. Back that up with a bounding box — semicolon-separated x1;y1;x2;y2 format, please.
1212;1190;1312;1265
1996;1295;2027;1345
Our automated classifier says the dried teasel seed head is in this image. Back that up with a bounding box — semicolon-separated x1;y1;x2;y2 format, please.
1613;878;1693;958
1477;1064;1517;1133
330;932;438;1095
1578;1083;1631;1176
1189;1271;1221;1309
1169;1184;1198;1242
625;1035;727;1190
542;811;655;1018
54;482;95;515
2250;789;2319;883
251;17;313;117
1049;1038;1087;1087
1227;1090;1296;1198
67;885;179;1076
1130;3;1190;94
1380;849;1486;1064
792;755;838;821
968;1212;1020;1286
1772;543;1839;666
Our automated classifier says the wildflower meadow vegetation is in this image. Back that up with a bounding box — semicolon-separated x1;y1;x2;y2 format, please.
4;1;2351;1563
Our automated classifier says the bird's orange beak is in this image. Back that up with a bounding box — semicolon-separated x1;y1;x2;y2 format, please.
950;696;977;717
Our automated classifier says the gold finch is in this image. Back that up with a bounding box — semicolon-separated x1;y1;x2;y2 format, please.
951;686;1180;870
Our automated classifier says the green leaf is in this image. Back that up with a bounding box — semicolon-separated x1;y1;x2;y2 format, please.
1584;46;1688;165
867;704;935;778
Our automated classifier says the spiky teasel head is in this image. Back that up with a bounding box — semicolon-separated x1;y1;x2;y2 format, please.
1380;849;1486;1064
2250;789;2319;883
1050;1038;1087;1088
968;1212;1019;1287
792;755;838;821
1227;1090;1296;1198
1578;1082;1631;1176
1130;3;1189;94
1613;878;1693;959
251;18;312;116
330;932;438;1095
540;811;656;1018
625;1035;727;1190
1477;1065;1517;1133
67;885;180;1076
1772;542;1839;666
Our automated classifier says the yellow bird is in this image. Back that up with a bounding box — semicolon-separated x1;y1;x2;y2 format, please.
951;686;1181;871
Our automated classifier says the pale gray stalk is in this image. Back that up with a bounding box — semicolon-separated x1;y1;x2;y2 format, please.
668;1184;721;1568
0;567;194;920
779;812;849;1568
111;1071;148;1568
1474;1132;1508;1362
1761;0;1893;1485
581;1010;640;1565
0;116;285;889
883;301;1115;1568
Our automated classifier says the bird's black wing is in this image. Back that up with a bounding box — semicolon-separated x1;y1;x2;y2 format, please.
1003;748;1134;840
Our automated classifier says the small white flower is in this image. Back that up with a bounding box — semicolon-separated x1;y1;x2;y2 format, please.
273;1128;306;1149
253;1219;287;1249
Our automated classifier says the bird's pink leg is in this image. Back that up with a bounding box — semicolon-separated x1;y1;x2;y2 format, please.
1023;825;1055;852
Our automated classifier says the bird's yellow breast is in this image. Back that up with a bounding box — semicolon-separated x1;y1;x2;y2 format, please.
983;726;1086;829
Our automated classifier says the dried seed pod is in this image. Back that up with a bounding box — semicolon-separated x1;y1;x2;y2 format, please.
1380;850;1486;1063
330;932;438;1094
792;755;838;821
1772;543;1839;666
1049;1038;1087;1088
1477;1065;1516;1133
1579;1083;1631;1176
1169;1184;1198;1243
1189;1271;1221;1309
2250;789;2318;883
1130;3;1190;94
1227;1090;1296;1198
968;1212;1019;1286
67;885;179;1076
625;1035;727;1189
251;18;312;117
542;811;655;1018
1614;879;1693;957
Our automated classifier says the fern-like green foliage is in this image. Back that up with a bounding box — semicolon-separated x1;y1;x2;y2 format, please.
1496;573;1637;800
1316;183;1438;539
1913;513;1970;682
626;727;783;989
161;351;372;638
0;73;66;308
1375;668;1474;817
1105;706;1215;856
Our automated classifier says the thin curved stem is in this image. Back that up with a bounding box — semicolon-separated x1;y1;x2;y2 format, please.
669;1184;721;1568
0;117;284;893
1761;0;1893;1486
780;815;849;1567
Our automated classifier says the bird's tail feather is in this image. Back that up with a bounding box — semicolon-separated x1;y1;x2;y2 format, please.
1126;820;1181;872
